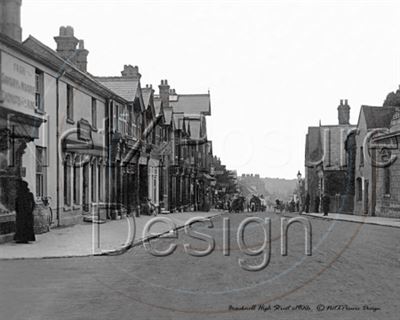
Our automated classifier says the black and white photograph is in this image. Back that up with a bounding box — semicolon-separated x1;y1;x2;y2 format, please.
0;0;399;319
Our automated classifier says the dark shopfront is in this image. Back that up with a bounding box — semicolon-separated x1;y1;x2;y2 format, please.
0;107;44;242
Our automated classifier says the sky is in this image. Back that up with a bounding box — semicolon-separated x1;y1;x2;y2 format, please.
21;0;400;179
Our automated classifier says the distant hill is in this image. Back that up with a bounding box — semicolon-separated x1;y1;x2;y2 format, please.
238;174;296;201
263;178;297;201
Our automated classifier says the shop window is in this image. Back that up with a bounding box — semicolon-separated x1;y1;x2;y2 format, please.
384;167;391;195
356;178;362;201
73;161;80;205
67;84;74;122
35;146;47;198
64;156;72;206
91;161;97;203
98;163;104;202
35;69;44;111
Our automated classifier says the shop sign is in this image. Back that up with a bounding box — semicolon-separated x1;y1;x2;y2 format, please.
1;52;35;112
77;119;92;141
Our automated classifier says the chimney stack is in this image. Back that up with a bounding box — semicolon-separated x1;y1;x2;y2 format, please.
121;65;141;79
159;79;170;108
0;0;22;42
54;26;79;62
54;26;90;72
75;40;89;72
338;98;350;125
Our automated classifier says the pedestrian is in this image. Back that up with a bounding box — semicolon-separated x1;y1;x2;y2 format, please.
14;180;36;243
314;195;320;213
290;199;295;212
322;193;330;216
305;193;310;213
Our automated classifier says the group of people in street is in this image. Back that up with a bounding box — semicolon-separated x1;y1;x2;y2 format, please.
304;192;330;216
215;194;267;213
274;192;330;216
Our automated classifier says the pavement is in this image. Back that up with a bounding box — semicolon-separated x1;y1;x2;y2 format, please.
301;211;400;228
1;209;399;260
0;210;224;260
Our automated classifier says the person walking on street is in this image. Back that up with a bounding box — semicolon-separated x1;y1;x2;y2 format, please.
14;180;36;243
322;193;330;216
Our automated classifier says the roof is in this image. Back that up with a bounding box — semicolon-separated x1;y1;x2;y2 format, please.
21;36;127;103
96;77;139;102
359;105;397;129
170;94;211;116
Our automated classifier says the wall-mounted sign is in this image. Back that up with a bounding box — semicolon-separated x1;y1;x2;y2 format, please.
1;52;35;112
77;119;92;141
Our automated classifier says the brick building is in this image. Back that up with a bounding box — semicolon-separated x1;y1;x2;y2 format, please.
351;105;396;216
305;100;356;213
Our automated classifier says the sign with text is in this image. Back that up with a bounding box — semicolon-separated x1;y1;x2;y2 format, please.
1;51;36;112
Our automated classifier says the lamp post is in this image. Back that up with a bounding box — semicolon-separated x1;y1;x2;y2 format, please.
297;170;304;212
317;167;324;212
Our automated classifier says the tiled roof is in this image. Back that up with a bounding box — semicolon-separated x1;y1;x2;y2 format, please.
170;94;211;115
360;106;397;129
96;77;139;102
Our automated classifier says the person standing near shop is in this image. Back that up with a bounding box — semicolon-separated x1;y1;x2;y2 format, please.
322;192;330;216
14;180;36;243
314;194;320;213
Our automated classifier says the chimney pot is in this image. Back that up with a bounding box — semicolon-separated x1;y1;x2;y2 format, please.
60;26;66;36
65;26;74;36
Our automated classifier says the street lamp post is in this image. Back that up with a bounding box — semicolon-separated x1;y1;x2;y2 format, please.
297;170;305;213
317;167;324;213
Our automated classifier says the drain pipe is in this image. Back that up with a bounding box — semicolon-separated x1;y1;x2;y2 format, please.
56;70;65;227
